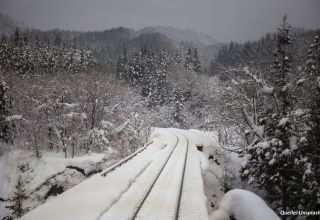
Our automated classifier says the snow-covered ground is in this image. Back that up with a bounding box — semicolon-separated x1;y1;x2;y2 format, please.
0;150;115;219
210;189;280;220
0;151;108;196
1;128;280;220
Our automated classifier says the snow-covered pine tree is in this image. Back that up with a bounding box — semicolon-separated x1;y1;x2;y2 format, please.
13;27;20;47
6;175;28;218
241;15;302;216
298;35;320;213
0;78;10;143
274;14;292;114
192;48;202;73
124;48;171;107
32;35;41;71
0;35;11;71
116;47;129;79
170;85;185;127
11;28;23;74
184;47;201;72
53;34;63;73
173;50;182;66
148;51;168;107
185;47;193;70
10;31;33;74
21;34;34;74
54;33;62;47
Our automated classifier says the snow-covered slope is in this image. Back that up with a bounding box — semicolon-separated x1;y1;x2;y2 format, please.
134;26;218;47
0;151;106;198
210;189;280;220
0;151;114;219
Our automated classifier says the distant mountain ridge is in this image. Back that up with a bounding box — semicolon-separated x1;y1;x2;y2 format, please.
0;13;222;70
0;13;28;35
133;26;218;47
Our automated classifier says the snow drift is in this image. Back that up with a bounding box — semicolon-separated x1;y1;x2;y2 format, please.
210;189;280;220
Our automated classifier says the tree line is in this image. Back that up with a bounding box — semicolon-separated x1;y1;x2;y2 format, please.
215;16;319;219
0;28;94;75
116;45;202;127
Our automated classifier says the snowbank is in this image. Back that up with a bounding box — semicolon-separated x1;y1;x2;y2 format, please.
210;189;280;220
189;130;230;211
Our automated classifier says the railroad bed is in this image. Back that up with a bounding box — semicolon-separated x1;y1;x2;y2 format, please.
20;128;211;220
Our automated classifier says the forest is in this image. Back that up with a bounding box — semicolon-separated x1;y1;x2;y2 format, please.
0;13;319;220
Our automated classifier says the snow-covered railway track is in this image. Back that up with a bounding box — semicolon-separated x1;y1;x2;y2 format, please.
175;134;189;220
20;129;211;220
130;134;183;220
134;134;189;220
100;134;189;220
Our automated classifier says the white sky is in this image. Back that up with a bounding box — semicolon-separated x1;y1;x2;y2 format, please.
0;0;319;42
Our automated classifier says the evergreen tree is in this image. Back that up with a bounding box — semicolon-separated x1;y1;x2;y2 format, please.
185;47;193;70
1;30;94;74
11;31;33;74
170;86;185;126
184;47;201;72
298;35;320;214
54;33;62;46
21;34;34;74
123;48;172;107
192;48;202;72
13;27;20;47
273;14;292;114
0;78;10;143
241;16;301;217
7;175;28;218
32;35;41;71
116;46;128;78
0;36;11;71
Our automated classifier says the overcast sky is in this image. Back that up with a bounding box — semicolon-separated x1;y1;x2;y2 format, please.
0;0;319;42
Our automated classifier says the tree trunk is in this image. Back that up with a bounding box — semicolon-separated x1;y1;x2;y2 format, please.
72;136;75;158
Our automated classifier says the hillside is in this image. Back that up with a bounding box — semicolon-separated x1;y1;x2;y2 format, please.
133;26;218;47
0;13;28;35
0;14;221;69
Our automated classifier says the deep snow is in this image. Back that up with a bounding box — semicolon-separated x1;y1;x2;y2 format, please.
0;151;112;219
19;128;218;220
9;128;280;220
210;189;280;220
